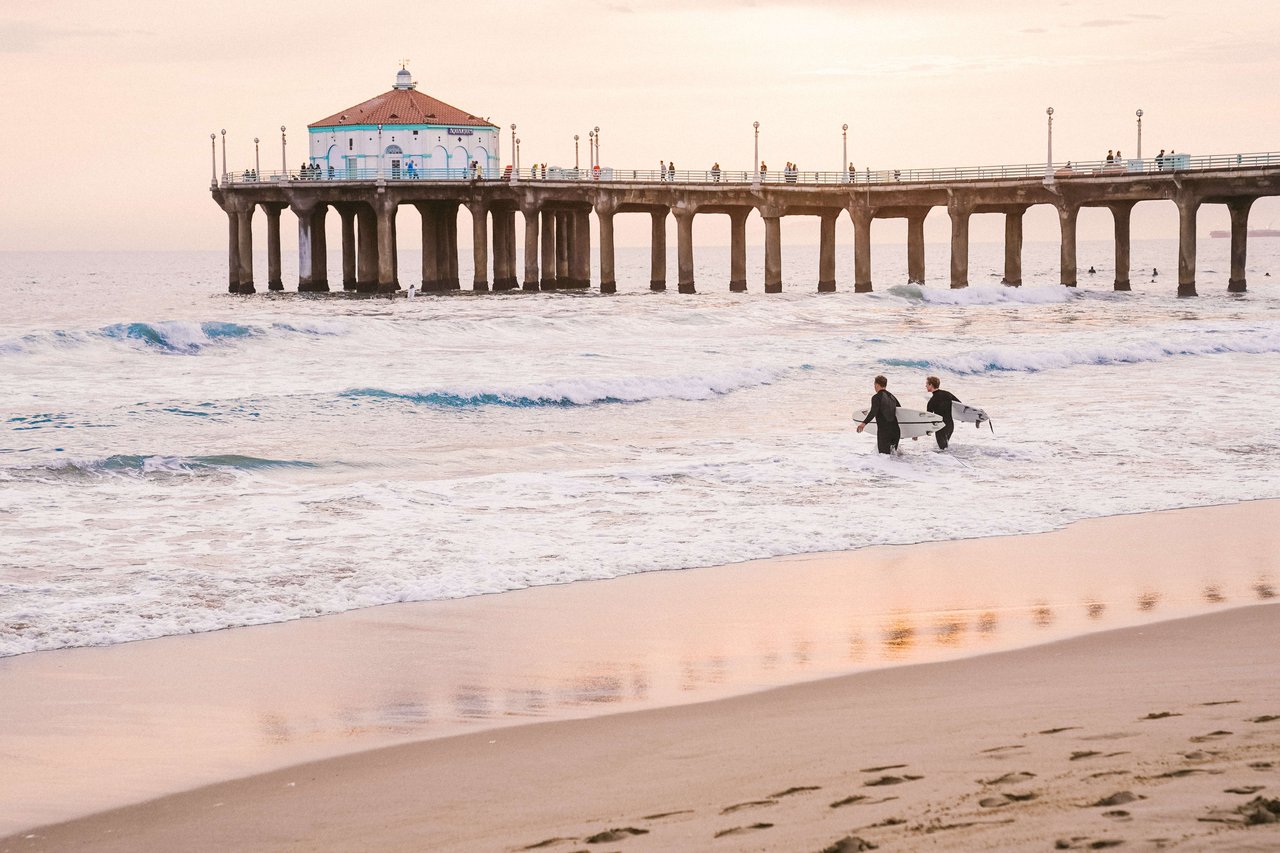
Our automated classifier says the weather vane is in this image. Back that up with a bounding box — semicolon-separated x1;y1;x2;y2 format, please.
400;58;410;69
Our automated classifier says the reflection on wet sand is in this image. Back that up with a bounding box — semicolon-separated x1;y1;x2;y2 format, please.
264;573;1267;739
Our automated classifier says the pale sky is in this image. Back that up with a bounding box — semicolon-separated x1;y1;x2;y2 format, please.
3;0;1279;251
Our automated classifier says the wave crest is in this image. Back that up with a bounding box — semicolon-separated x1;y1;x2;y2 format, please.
341;369;778;409
884;327;1280;374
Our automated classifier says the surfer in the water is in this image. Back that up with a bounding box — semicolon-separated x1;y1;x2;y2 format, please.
924;376;960;450
856;375;901;454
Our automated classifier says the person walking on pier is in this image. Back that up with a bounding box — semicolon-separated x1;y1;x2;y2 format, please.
848;162;856;182
760;161;768;181
1106;150;1114;164
659;161;666;181
856;375;902;455
711;162;721;182
668;161;675;182
924;376;961;451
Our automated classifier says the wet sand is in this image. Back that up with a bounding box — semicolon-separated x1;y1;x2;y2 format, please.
2;501;1279;850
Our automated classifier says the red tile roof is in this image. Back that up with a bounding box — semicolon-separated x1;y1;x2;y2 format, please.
308;89;497;129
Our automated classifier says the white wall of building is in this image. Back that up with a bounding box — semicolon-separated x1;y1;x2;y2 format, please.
308;125;500;177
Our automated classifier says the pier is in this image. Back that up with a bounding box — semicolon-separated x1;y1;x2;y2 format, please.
211;153;1280;297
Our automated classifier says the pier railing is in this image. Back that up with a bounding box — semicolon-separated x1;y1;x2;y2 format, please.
221;150;1280;188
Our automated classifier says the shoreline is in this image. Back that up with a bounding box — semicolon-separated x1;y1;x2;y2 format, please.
7;604;1278;851
1;500;1278;842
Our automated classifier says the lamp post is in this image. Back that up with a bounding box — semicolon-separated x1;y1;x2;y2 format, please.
1044;107;1054;183
1136;109;1143;161
753;121;760;188
280;126;287;176
574;134;579;171
220;129;227;180
254;137;260;177
588;130;595;169
594;125;600;167
516;137;521;173
210;133;217;185
842;123;848;183
510;123;517;182
377;124;383;178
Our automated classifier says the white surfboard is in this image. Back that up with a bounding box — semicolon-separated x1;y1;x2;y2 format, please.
855;407;944;439
952;401;994;432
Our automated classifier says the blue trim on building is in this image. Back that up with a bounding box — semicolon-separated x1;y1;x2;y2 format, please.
308;123;498;133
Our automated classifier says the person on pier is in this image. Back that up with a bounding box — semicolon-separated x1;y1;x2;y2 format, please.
668;161;675;181
923;376;961;451
659;160;665;181
856;375;902;455
711;162;721;182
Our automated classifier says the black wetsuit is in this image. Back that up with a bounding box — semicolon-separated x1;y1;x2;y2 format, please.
861;389;902;454
927;388;961;450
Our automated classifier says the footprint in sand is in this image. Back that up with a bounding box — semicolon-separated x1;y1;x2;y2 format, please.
522;838;579;850
1156;768;1223;779
1089;791;1143;808
980;745;1025;754
584;827;649;844
1248;715;1280;723
1054;839;1125;849
819;836;878;853
979;792;1037;808
1189;730;1233;743
830;794;897;809
769;785;821;798
712;823;772;838
1141;711;1182;720
719;800;775;815
639;810;693;820
1225;785;1265;795
1201;699;1241;706
860;764;908;772
1039;726;1082;735
864;774;923;787
1102;810;1131;820
1071;751;1103;761
981;771;1037;785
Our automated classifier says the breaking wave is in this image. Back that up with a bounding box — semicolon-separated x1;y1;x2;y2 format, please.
341;369;779;409
883;327;1280;374
0;319;348;356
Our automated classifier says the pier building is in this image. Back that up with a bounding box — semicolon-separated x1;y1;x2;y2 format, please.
212;140;1279;297
307;67;499;180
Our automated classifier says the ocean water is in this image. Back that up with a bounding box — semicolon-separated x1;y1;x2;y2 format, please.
3;239;1279;658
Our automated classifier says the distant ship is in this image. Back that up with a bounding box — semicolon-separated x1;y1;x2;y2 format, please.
1210;228;1280;238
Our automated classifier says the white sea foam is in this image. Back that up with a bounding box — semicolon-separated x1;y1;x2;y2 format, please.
3;243;1280;657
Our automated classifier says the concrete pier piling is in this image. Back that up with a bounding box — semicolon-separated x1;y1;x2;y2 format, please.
212;161;1279;297
1001;207;1024;286
1227;198;1253;293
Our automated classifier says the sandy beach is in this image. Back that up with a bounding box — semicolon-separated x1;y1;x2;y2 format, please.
2;502;1279;851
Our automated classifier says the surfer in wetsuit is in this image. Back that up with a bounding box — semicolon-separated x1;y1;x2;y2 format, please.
856;375;901;454
925;376;961;450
